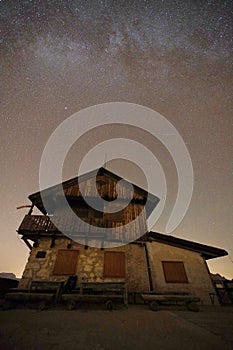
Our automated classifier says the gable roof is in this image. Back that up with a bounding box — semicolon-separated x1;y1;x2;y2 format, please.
149;231;228;260
29;167;160;216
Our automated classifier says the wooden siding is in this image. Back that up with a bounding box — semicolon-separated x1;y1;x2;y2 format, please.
61;175;146;202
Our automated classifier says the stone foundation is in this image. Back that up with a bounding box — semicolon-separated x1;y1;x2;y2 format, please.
19;237;150;292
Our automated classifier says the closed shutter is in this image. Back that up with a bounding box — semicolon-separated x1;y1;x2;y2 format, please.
53;249;79;275
104;252;125;278
162;261;188;283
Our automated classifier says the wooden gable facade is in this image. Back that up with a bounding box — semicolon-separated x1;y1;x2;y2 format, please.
18;167;160;248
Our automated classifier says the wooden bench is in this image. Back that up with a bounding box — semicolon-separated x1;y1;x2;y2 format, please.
62;282;128;310
4;280;64;310
4;280;127;311
141;292;200;312
28;280;64;301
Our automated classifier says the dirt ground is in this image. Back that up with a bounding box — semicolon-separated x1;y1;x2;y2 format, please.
0;305;232;350
174;305;233;346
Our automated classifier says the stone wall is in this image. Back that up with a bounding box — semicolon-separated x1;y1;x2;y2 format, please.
146;241;217;304
19;237;150;292
18;237;218;304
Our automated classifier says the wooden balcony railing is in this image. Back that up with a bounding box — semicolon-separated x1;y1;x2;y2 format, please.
18;214;146;242
18;215;57;233
18;215;106;234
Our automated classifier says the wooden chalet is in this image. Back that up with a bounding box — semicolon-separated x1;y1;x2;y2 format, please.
17;167;228;305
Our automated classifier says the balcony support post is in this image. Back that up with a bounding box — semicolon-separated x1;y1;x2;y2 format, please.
28;204;34;215
21;236;33;250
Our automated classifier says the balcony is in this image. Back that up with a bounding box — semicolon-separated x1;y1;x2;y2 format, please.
18;215;57;234
18;214;107;235
18;214;147;243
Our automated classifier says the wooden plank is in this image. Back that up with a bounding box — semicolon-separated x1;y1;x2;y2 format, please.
81;282;127;294
141;294;200;302
5;292;54;302
29;281;63;292
80;282;128;305
62;295;124;302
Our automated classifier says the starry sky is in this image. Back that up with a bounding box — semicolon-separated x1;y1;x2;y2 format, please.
1;0;233;279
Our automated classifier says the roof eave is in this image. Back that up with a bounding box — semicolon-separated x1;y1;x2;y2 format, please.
149;231;228;260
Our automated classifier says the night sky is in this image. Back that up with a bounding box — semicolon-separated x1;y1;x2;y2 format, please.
1;0;233;278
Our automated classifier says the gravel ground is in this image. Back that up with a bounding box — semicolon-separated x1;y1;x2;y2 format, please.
0;305;232;350
173;305;233;347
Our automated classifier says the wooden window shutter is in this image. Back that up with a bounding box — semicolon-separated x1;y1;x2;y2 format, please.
104;252;125;278
162;261;188;283
53;249;79;275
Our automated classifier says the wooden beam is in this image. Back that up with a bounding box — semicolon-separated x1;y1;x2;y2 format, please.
28;204;34;215
22;237;32;250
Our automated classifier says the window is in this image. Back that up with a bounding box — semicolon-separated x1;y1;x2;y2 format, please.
53;249;79;275
162;261;188;283
36;251;46;258
103;252;125;278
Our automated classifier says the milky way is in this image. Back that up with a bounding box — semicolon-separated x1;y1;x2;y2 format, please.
0;1;233;278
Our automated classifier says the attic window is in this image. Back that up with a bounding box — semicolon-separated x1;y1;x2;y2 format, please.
162;261;188;283
36;251;46;259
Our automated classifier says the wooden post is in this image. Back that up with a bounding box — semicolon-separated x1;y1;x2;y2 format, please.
22;237;32;250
